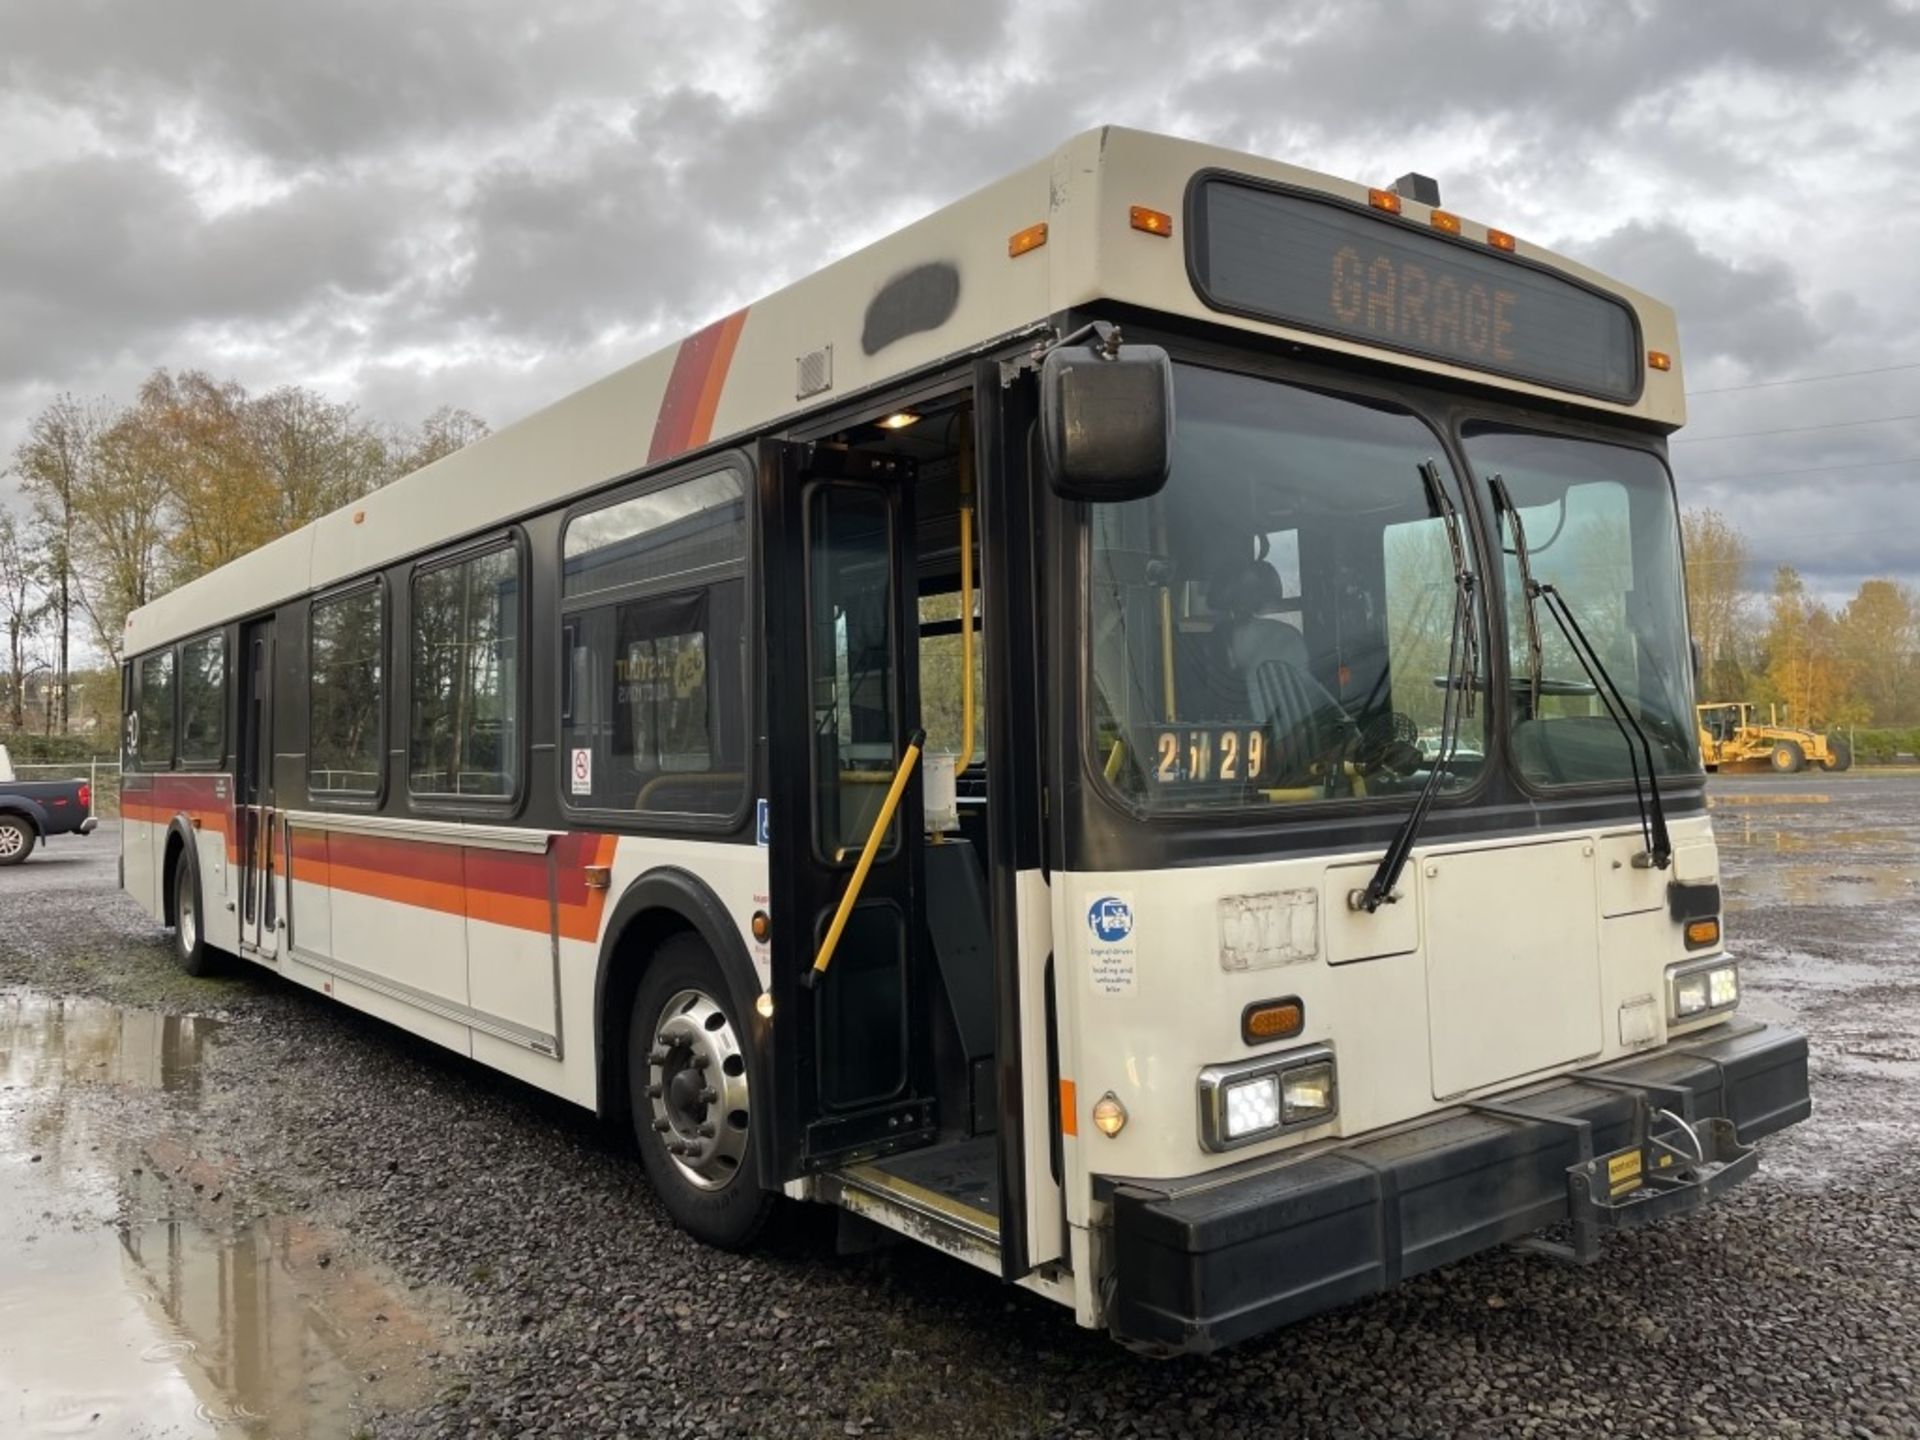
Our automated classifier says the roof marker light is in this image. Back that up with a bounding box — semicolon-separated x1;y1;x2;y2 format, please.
1648;350;1673;372
1486;227;1517;252
1129;205;1173;237
1429;209;1462;235
1367;188;1402;215
1008;222;1048;257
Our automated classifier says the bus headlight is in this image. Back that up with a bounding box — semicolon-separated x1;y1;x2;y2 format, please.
1669;957;1739;1022
1199;1045;1336;1152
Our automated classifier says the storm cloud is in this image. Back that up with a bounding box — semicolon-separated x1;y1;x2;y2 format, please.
3;0;1918;597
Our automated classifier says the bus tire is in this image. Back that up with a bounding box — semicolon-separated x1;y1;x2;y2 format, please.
0;814;35;866
628;933;773;1249
171;845;216;977
1770;740;1804;774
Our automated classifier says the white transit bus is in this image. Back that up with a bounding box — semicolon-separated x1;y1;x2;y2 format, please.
121;128;1809;1353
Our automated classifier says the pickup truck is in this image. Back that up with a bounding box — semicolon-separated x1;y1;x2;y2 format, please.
0;744;98;865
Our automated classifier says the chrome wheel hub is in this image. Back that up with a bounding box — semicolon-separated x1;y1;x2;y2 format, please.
178;882;197;954
646;988;750;1190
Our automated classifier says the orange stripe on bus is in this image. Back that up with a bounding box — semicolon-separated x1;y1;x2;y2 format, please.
685;308;748;452
1059;1079;1078;1137
646;307;749;464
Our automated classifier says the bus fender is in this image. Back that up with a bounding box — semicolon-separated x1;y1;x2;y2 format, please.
162;816;200;924
592;867;770;1171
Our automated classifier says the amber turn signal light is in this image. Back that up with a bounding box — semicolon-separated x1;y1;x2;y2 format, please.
1685;918;1720;950
1242;998;1306;1046
1092;1092;1128;1137
1648;350;1673;371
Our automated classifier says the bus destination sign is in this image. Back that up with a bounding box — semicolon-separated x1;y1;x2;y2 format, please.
1191;178;1642;403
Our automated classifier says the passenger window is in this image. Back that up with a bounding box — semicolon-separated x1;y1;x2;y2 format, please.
311;586;384;796
411;545;520;798
562;471;745;598
136;651;176;770
177;633;227;766
561;585;745;816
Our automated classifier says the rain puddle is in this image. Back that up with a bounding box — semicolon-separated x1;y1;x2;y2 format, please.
1;992;453;1437
1725;864;1919;912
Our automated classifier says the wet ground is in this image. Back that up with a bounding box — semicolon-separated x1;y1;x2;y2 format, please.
2;793;1918;1438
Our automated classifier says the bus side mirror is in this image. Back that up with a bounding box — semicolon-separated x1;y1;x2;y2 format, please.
1039;337;1174;503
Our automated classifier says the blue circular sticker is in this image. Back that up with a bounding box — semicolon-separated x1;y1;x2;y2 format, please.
1088;896;1134;944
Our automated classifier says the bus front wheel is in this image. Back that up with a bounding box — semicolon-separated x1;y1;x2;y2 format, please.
628;934;773;1249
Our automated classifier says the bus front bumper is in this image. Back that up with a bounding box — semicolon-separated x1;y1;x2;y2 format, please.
1104;1022;1809;1355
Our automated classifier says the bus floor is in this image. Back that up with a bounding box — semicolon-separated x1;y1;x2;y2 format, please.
839;1134;1000;1239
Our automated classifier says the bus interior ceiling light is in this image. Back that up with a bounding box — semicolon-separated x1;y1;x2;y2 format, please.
876;411;921;430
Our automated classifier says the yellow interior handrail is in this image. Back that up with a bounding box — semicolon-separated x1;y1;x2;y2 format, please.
805;727;926;989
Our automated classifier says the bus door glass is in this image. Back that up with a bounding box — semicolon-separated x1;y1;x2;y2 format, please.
237;616;278;959
760;443;937;1171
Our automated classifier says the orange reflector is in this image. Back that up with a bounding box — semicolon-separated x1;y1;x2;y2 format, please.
583;865;611;891
1429;209;1462;235
1367;187;1402;215
1648;350;1673;371
1242;997;1306;1045
1008;222;1048;257
1059;1079;1077;1136
1129;204;1173;237
1486;227;1517;252
1686;918;1720;949
751;910;771;942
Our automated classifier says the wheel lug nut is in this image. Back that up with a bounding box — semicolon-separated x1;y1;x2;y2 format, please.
646;1084;663;1099
697;1123;716;1138
653;1118;671;1132
691;1055;710;1071
648;1048;669;1064
698;1087;717;1104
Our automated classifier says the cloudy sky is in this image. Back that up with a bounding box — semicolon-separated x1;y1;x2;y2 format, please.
3;0;1918;599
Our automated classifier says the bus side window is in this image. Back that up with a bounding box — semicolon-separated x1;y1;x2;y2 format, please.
137;650;177;772
410;545;520;800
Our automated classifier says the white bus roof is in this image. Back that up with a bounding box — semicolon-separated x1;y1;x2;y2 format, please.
125;125;1682;656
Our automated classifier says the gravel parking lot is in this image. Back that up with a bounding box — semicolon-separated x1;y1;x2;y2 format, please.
4;784;1918;1439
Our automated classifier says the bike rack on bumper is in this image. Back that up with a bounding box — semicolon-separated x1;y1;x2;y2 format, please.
1104;1022;1810;1355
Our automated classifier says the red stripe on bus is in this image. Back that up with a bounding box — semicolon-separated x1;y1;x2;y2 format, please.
646;308;749;464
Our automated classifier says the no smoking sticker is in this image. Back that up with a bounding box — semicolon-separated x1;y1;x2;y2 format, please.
570;747;592;796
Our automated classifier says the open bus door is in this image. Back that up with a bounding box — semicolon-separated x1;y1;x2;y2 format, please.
759;443;940;1172
236;615;279;960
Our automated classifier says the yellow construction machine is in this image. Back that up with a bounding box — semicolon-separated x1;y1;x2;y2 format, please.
1696;702;1851;774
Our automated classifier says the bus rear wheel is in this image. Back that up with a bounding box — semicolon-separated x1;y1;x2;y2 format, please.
1771;740;1805;774
628;934;772;1249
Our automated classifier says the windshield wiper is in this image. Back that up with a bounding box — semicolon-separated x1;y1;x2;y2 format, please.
1353;460;1476;913
1490;478;1673;871
1490;475;1543;716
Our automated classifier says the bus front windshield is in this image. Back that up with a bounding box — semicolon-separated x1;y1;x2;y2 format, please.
1462;424;1699;786
1090;364;1486;813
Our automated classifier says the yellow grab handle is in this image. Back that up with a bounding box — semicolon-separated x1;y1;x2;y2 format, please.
805;728;926;988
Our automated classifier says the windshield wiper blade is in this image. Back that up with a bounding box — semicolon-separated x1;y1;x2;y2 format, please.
1489;474;1543;715
1488;474;1670;869
1354;460;1475;914
1533;582;1673;869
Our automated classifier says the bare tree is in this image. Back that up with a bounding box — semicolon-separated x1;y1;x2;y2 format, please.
0;510;49;730
10;394;105;732
391;405;491;477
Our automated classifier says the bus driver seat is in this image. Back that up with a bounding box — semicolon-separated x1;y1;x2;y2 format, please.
1214;559;1345;785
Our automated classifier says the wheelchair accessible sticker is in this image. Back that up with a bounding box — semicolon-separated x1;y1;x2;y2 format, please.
1086;893;1137;996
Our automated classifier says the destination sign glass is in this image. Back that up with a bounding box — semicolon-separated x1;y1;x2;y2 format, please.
1191;178;1641;402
